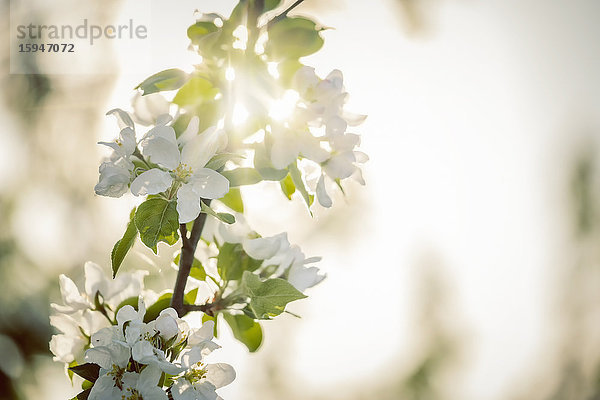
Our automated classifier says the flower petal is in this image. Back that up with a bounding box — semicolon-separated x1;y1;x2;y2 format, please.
85;342;129;370
138;365;162;389
181;127;225;170
88;374;123;400
84;261;108;300
95;162;132;198
205;363;236;388
288;264;326;292
190;169;229;200
131;169;173;196
343;111;367;126
323;153;356;180
132;92;171;126
325;116;347;136
218;216;251;244
316;174;332;208
58;274;89;312
49;334;85;364
298;135;329;163
292;66;319;97
140;125;180;169
120;127;137;155
243;233;288;260
155;309;179;340
176;183;202;223
177;116;200;146
156;114;173;126
106;108;135;130
271;137;299;170
172;380;200;400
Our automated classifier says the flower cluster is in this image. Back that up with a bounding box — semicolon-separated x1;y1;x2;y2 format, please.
49;261;146;365
217;217;325;292
95;109;230;223
267;66;368;208
87;298;234;400
50;263;235;400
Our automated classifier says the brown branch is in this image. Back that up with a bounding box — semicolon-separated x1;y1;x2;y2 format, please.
183;303;219;317
170;201;211;317
267;0;306;27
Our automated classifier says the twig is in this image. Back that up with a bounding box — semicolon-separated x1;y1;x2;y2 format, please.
170;200;211;316
267;0;306;27
183;303;220;317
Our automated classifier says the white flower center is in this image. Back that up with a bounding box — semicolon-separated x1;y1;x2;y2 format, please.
184;362;207;384
108;364;125;389
122;387;144;400
174;163;193;181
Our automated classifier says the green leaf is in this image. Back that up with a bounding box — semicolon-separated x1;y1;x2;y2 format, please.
218;243;262;281
219;187;244;213
200;202;235;224
266;17;324;59
254;146;288;181
241;271;307;320
205;152;245;171
222;168;263;187
223;313;263;352
278;59;303;85
190;267;207;281
185;288;199;304
280;173;296;200
144;293;172;323
173;76;219;108
196;31;225;57
228;1;247;26
187;21;219;44
202;314;218;337
134;198;180;254
81;380;93;390
115;296;139;314
288;162;314;211
111;207;138;277
172;114;193;138
135;69;189;95
264;0;283;12
69;363;100;383
174;252;207;281
68;360;77;383
191;100;223;132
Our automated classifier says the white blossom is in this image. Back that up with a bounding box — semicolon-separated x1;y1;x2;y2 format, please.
132;92;172;126
219;218;325;291
131;121;230;223
94;109;137;197
172;362;235;400
76;293;232;400
273;66;369;208
49;263;147;368
49;310;108;364
51;261;146;314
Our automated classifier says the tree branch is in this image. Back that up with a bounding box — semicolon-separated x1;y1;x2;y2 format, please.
267;0;306;27
170;200;211;316
183;303;219;317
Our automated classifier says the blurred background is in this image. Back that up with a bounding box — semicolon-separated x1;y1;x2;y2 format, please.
2;0;600;398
